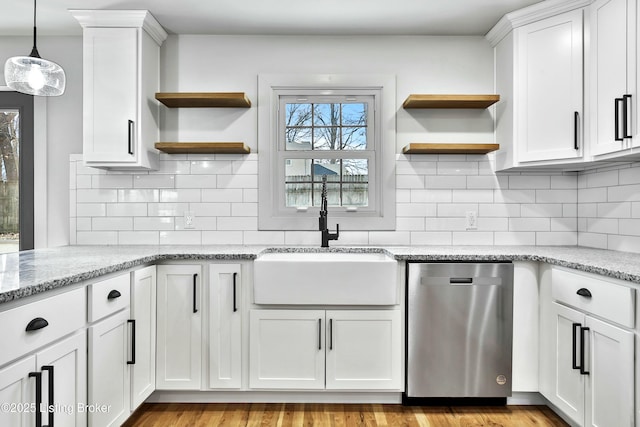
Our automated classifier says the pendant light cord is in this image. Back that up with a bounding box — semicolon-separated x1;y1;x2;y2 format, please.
29;0;41;58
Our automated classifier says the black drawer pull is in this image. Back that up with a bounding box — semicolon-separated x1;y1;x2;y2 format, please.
576;288;592;298
107;290;122;300
29;371;42;427
26;317;49;332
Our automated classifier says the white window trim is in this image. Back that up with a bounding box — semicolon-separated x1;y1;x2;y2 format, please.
258;74;396;231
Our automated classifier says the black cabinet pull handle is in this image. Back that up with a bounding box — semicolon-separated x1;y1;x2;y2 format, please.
232;272;238;313
623;94;632;139
580;326;590;375
127;319;136;365
127;120;134;155
193;273;198;314
329;319;333;351
41;365;54;427
107;289;121;300
576;288;592;298
615;98;624;141
318;319;322;350
574;111;579;150
572;323;581;370
29;371;42;427
26;317;49;332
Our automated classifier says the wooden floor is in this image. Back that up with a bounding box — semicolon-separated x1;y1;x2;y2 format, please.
123;403;569;427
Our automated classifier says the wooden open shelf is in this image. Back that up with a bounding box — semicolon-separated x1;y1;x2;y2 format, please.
402;143;500;155
402;94;500;109
155;92;252;108
155;142;251;154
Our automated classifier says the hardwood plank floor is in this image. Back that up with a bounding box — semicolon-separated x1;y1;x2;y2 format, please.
123;403;569;427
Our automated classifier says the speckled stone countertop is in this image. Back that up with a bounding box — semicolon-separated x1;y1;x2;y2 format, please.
1;245;639;304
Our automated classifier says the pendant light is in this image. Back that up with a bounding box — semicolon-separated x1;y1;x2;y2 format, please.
4;0;66;96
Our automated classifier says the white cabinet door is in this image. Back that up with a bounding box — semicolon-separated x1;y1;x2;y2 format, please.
515;9;584;162
548;302;585;426
37;331;87;427
585;316;634;427
208;264;242;389
249;310;325;389
130;266;156;409
590;0;637;156
325;310;402;390
0;356;35;427
82;27;138;164
156;265;202;389
88;309;131;427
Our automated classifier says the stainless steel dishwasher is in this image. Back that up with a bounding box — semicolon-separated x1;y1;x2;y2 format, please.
406;262;514;400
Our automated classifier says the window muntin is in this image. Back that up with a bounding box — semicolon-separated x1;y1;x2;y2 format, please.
280;95;374;210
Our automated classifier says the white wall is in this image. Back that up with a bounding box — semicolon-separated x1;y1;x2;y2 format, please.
68;34;579;247
0;36;83;247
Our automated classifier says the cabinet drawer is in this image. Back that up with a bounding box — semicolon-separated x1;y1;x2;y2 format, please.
552;267;635;328
0;287;86;367
88;273;130;322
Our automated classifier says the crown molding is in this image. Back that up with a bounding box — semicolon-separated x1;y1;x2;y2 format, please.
486;0;592;46
69;10;168;46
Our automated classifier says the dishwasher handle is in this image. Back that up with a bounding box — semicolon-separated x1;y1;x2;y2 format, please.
450;277;473;284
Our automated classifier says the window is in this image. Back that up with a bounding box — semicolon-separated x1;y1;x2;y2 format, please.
258;74;396;231
0;91;34;252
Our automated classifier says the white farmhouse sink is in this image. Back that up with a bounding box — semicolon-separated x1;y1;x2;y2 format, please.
253;251;398;305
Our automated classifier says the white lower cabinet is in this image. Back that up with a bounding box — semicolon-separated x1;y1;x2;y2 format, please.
249;309;402;390
130;265;156;409
88;309;132;427
208;264;242;389
540;266;635;427
156;264;202;389
0;331;87;427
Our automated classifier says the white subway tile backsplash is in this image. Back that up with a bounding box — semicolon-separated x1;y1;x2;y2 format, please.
159;231;202;245
106;203;147;217
134;217;175;231
77;203;106;217
452;189;493;203
93;175;134;189
77;189;118;203
175;175;218;188
202;231;244;245
202;188;244;203
536;232;577;246
133;174;175;189
217;174;258;189
619;166;640;185
452;231;494;245
410;231;452;245
426;175;466;189
69;155;640;253
608;184;640;202
118;231;160;245
92;217;133;231
494;232;535;246
160;189;201;203
509;175;550;189
509;218;550;232
118;189;159;203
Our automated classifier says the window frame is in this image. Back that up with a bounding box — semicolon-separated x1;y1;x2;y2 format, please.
258;74;396;231
0;90;34;250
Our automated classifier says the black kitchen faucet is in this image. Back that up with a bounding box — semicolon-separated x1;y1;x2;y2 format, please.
319;175;339;247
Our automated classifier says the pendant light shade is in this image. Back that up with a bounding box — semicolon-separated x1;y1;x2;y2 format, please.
3;0;66;96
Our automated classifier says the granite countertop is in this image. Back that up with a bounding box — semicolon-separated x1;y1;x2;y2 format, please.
1;244;640;304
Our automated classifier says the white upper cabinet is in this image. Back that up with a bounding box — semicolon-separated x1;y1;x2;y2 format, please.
71;10;167;170
488;1;589;171
590;0;639;157
514;10;584;163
